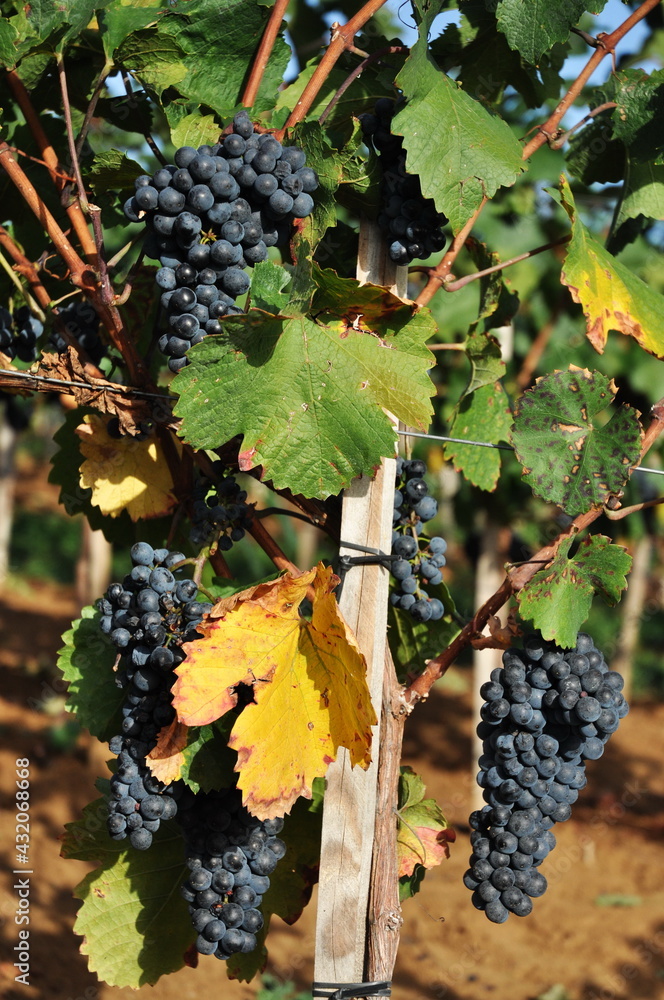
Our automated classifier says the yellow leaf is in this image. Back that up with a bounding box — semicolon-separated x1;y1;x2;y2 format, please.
172;564;376;819
76;414;181;520
146;719;189;785
559;176;664;359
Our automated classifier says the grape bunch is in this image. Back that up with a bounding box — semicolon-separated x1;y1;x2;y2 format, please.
178;784;286;960
361;98;447;264
464;632;629;922
124;110;318;373
390;456;446;623
190;462;254;549
0;305;43;362
49;299;106;366
98;542;212;850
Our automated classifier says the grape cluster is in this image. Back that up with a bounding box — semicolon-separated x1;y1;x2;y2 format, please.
124;110;318;372
390;457;446;623
98;542;212;850
190;462;254;549
178;784;286;960
464;632;629;922
0;305;43;362
361;98;447;264
49;299;106;366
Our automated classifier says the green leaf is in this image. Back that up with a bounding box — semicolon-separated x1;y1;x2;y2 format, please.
565;117;625;187
116;27;188;98
607;68;664;166
57;606;124;742
559;176;664;359
170;112;221;151
65;803;194;988
512;367;642;516
174;277;436;499
516;535;632;648
446;383;512;491
0;17;19;68
249;260;293;314
157;0;290;116
495;0;606;65
395;36;524;232
609;159;664;252
98;0;167;58
179;721;236;793
466;239;520;338
387;582;459;683
85;148;145;191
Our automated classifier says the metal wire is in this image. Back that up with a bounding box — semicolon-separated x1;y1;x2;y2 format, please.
396;429;664;477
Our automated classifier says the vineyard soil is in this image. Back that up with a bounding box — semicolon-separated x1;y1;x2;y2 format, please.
1;582;663;1000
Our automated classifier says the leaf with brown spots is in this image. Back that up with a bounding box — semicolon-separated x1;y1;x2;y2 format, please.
559;177;664;358
397;767;454;900
172;564;376;819
511;366;642;516
517;534;632;648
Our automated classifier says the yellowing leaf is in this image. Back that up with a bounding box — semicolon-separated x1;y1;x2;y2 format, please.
146;718;189;785
397;767;455;879
172;564;376;819
76;414;181;520
559;176;664;359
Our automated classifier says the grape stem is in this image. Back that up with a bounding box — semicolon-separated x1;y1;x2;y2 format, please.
415;0;659;307
404;395;664;706
241;0;291;108
318;45;408;125
4;69;98;265
56;54;90;214
280;0;391;133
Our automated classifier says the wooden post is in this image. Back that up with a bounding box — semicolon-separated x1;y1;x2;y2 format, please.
313;220;406;992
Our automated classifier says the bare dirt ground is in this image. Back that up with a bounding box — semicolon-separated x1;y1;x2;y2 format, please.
1;581;663;1000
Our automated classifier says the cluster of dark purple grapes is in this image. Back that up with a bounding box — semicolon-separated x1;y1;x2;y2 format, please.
49;299;105;366
361;98;447;264
464;632;629;923
98;542;212;850
178;784;286;961
124;110;318;373
0;305;43;362
390;457;446;623
190;462;254;549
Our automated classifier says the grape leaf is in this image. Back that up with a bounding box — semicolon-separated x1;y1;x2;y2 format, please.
170;112;221;151
397;767;455;895
63;800;194;988
172;565;376;819
558;176;664;359
76;414;182;520
146;719;237;794
57;606;124;743
115;27;188;97
85;148;145;191
517;535;632;648
97;0;168;58
606;68;664;166
0;18;19;67
495;0;605;65
395;34;524;232
173;274;436;500
609;159;664;252
157;0;290;116
511;367;643;516
445;383;512;491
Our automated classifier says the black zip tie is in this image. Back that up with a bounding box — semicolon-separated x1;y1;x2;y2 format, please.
312;982;391;999
335;541;395;599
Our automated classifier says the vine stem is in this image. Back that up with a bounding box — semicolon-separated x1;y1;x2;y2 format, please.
404;396;664;706
280;0;390;132
247;514;299;575
415;0;660;308
0;246;44;320
57;54;90;213
441;235;571;293
319;45;408;125
241;0;291;108
4;69;98;265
